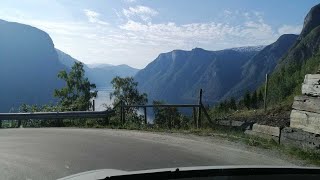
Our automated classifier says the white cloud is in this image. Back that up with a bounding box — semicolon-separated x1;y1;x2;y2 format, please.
84;9;108;25
278;24;302;35
123;6;158;22
119;19;277;48
124;0;137;3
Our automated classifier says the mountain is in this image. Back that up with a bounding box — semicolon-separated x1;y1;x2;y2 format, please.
56;49;139;88
265;3;320;105
0;20;66;112
134;47;260;104
300;3;320;38
222;34;298;100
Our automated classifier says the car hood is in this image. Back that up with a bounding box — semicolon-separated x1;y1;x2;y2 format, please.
57;165;320;180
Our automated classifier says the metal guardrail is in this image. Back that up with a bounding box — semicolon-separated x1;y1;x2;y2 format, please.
122;104;201;108
0;110;115;120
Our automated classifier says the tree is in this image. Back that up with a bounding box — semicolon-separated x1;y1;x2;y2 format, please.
258;90;264;107
251;91;258;109
229;97;237;110
243;91;251;109
258;90;264;102
54;62;97;111
110;76;148;123
153;100;180;129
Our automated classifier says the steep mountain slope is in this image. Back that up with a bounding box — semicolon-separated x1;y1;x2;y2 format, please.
135;47;260;104
0;20;66;112
56;49;139;88
265;3;320;105
223;34;298;100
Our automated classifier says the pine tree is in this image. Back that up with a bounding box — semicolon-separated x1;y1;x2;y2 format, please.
243;91;251;109
251;91;258;109
229;97;237;110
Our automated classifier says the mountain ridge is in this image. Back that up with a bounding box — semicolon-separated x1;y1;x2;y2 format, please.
56;49;139;88
135;46;261;104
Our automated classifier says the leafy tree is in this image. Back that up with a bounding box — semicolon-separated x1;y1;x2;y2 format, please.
18;104;63;127
153;100;180;129
54;62;97;111
110;76;148;123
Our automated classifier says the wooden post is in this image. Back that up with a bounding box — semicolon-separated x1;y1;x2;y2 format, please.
264;74;269;112
193;107;197;127
198;89;203;128
144;107;147;125
92;100;95;111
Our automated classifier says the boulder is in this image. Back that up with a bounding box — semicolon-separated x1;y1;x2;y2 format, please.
292;96;320;114
245;130;279;142
290;109;320;135
303;74;320;85
280;127;320;150
302;83;320;96
252;124;280;137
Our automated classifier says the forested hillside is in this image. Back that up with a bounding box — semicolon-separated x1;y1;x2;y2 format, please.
135;47;261;104
266;4;320;106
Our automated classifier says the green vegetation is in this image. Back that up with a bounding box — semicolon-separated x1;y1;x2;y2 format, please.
153;100;192;129
54;62;97;111
108;76;148;126
267;53;320;106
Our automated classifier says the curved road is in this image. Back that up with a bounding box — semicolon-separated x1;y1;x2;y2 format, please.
0;128;294;180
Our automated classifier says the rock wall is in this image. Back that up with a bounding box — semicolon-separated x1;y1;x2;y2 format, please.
290;74;320;135
281;127;320;150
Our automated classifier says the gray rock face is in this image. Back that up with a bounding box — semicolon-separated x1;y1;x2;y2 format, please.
300;3;320;38
290;110;320;135
280;127;320;150
290;74;320;135
301;74;320;96
292;96;320;114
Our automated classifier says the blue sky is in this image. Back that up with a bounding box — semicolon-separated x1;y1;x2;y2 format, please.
0;0;318;68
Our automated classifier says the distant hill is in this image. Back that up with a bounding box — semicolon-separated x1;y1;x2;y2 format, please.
222;34;298;100
266;3;320;105
56;49;139;88
0;20;66;112
134;47;260;104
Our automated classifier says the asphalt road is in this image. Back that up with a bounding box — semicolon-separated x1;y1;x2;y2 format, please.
0;128;294;180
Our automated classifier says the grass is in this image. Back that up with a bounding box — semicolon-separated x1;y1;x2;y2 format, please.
284;146;320;166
